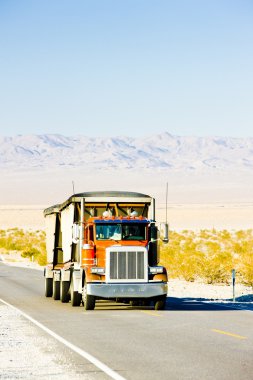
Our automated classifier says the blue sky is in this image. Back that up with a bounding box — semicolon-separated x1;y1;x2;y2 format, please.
0;0;252;137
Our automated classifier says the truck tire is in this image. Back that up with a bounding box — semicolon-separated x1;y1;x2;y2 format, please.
45;278;53;297
60;280;70;303
70;282;82;307
82;282;95;310
154;295;166;310
130;300;139;307
140;299;151;307
53;280;60;300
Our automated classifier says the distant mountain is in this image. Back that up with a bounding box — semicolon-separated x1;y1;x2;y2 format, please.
1;133;253;172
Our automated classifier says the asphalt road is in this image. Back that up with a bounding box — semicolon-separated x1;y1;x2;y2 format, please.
0;262;253;380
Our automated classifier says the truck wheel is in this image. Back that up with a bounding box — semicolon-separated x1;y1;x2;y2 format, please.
140;299;151;307
70;282;81;307
60;281;70;303
45;278;53;297
130;300;139;307
82;283;95;310
154;296;166;310
53;280;60;300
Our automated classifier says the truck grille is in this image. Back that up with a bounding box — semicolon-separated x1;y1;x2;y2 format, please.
109;249;146;281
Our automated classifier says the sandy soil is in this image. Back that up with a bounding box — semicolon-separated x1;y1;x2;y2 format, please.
157;202;253;230
0;205;46;230
1;203;253;231
1;168;253;230
168;278;253;303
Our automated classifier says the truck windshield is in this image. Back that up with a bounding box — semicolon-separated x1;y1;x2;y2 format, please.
96;223;146;241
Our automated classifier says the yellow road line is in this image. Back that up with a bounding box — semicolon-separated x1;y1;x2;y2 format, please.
212;329;247;340
140;310;162;317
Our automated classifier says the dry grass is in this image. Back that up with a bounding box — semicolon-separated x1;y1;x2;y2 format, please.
1;228;253;288
160;229;253;287
0;228;46;266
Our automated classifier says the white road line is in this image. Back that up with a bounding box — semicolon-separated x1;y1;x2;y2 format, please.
0;298;126;380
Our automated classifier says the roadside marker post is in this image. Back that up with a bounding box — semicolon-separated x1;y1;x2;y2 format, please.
232;269;236;302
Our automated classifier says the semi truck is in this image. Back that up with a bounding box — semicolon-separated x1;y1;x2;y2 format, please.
44;191;169;310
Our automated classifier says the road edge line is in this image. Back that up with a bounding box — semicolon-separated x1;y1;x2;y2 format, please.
0;298;126;380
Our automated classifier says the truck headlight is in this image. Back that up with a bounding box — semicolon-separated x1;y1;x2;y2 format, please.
91;267;105;274
149;266;164;274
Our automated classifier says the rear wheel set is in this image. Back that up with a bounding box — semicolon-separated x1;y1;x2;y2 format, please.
154;295;166;310
70;282;82;307
45;278;53;297
60;281;70;303
82;282;95;310
52;280;60;300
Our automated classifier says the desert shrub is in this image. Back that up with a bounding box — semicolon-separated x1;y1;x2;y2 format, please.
233;235;253;287
239;253;253;287
0;228;46;266
21;247;41;259
0;230;6;237
160;231;205;281
199;229;214;240
218;229;232;240
160;229;253;286
37;251;47;266
178;250;205;282
201;251;233;284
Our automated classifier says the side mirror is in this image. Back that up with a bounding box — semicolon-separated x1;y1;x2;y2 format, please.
72;223;80;244
160;223;169;243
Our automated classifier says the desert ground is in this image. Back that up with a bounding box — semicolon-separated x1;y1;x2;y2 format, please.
0;202;252;231
1;168;253;230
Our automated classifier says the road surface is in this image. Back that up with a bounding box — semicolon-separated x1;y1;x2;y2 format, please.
0;263;253;380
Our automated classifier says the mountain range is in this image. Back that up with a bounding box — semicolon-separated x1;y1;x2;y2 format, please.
1;132;253;172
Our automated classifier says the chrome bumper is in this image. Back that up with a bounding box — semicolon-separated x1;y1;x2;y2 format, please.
87;282;168;299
